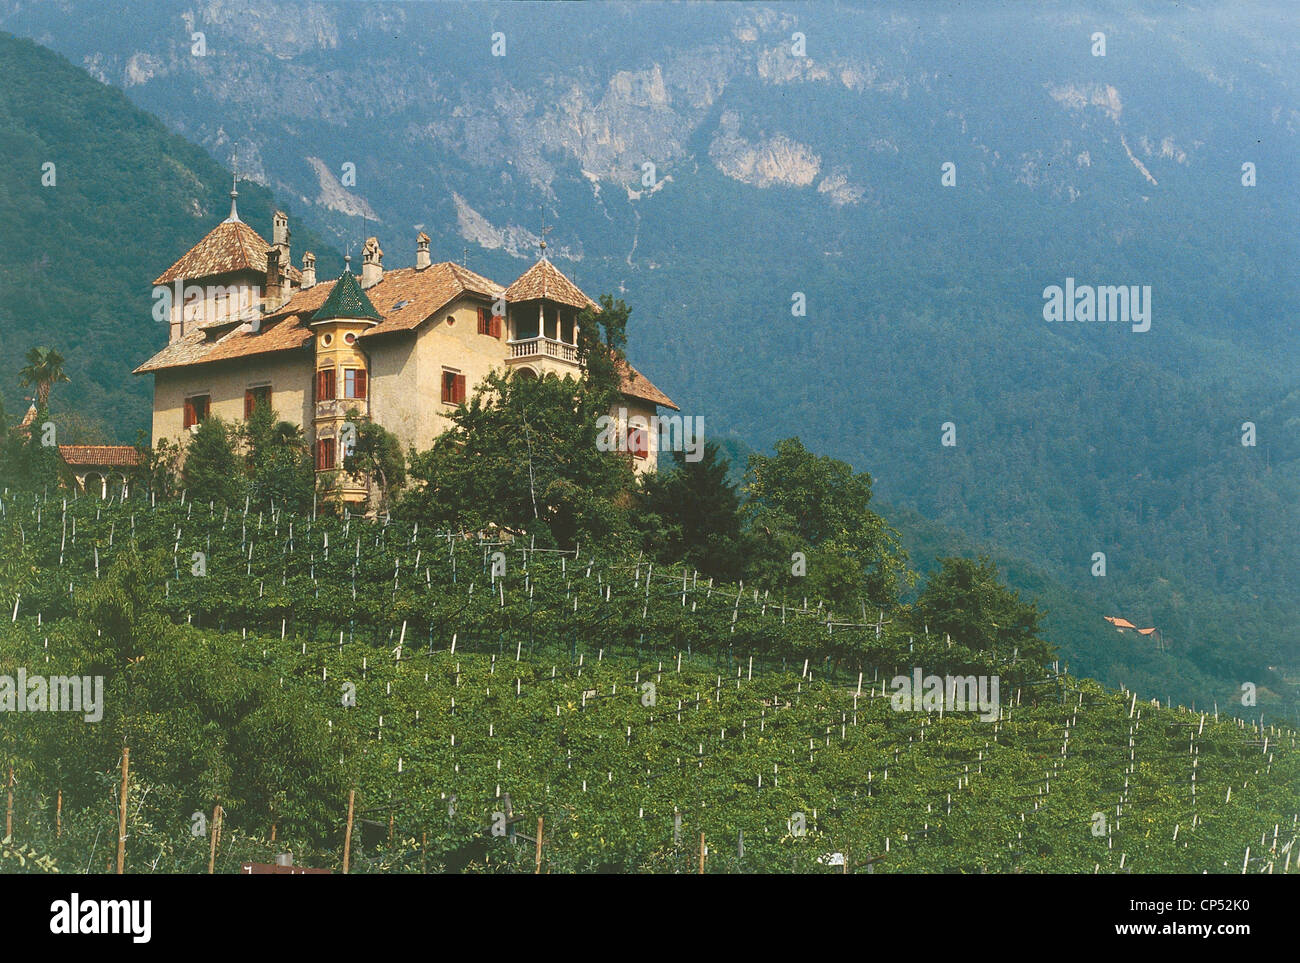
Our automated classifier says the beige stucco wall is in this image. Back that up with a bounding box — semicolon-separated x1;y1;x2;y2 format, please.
368;293;525;451
158;270;263;343
151;352;314;449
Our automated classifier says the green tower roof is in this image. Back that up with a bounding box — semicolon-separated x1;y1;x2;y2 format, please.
312;270;382;323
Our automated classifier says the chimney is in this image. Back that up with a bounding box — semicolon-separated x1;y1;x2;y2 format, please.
416;231;431;270
272;210;291;262
361;236;383;288
301;251;316;288
265;247;282;306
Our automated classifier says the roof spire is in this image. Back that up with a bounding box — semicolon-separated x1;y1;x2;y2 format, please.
538;209;552;260
225;173;241;223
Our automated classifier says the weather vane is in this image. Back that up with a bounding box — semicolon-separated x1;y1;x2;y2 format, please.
539;210;553;257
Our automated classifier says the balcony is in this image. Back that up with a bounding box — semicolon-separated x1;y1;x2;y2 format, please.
314;399;365;421
506;337;578;365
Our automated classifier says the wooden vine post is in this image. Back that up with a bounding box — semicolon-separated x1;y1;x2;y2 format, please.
56;789;62;839
698;832;706;874
535;817;543;874
207;800;223;874
116;748;130;874
342;790;356;874
4;765;12;840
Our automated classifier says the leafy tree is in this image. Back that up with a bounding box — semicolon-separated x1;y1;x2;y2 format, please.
18;346;69;410
913;555;1053;664
5;404;67;493
240;405;314;513
574;294;629;406
76;546;171;667
341;410;406;513
133;430;182;499
403;369;634;546
639;442;746;580
742;438;913;611
182;417;241;505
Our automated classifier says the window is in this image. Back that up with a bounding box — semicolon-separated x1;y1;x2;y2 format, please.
316;367;336;401
344;368;367;400
322;333;333;347
183;394;210;429
442;370;467;404
314;437;336;471
627;424;649;460
344;332;356;345
244;385;272;419
477;306;503;339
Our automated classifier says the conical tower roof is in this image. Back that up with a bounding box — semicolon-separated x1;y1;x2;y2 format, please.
504;258;598;310
311;269;381;323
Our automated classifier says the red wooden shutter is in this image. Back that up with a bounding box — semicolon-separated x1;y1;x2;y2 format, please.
317;368;336;401
355;369;367;399
455;374;467;403
244;390;254;419
628;425;648;459
490;314;502;338
441;371;452;403
314;439;336;471
183;398;196;429
477;306;489;335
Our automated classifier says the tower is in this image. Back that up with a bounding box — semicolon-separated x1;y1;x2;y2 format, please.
310;261;381;503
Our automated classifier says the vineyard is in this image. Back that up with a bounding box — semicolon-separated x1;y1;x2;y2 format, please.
1;490;1297;873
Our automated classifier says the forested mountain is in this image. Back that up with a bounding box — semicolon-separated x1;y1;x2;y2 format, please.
0;2;1295;710
0;30;339;441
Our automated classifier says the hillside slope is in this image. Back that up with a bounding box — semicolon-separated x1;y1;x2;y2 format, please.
0;30;340;440
0;4;1295;704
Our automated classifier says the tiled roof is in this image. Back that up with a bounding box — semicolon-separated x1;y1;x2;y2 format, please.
504;259;598;310
153;219;301;286
618;360;678;411
200;315;315;367
312;271;381;322
358;263;503;337
137;249;672;414
17;403;38;432
58;445;140;468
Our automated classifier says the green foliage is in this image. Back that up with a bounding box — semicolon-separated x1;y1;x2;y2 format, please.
240;406;314;514
0;493;1292;873
341;411;406;513
182;417;240;506
18;346;69;410
575;294;630;407
1;836;59;874
912;556;1050;665
403;369;635;547
132;430;181;499
638;442;746;581
743;438;913;610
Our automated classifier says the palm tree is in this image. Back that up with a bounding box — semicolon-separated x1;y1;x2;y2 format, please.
19;347;70;409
